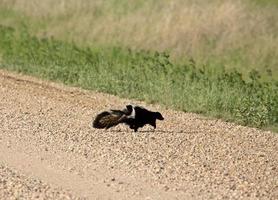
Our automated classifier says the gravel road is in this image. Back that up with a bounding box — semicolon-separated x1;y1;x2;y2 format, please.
0;69;277;200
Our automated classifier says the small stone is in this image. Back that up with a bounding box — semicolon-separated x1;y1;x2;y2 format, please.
164;185;170;191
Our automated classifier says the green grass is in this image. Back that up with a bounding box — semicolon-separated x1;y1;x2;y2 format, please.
252;0;278;6
1;0;278;80
0;25;277;131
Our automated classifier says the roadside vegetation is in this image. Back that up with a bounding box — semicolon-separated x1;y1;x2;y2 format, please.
0;0;277;131
1;0;278;78
0;25;277;131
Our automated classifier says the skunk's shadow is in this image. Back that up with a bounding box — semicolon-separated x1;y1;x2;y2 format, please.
108;129;198;134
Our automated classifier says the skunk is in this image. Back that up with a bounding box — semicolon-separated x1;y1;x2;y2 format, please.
92;105;164;132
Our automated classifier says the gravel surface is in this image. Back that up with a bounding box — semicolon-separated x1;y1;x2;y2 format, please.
0;69;277;200
0;164;82;200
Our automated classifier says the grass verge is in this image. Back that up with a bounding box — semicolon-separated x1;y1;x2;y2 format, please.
0;25;277;131
0;0;278;79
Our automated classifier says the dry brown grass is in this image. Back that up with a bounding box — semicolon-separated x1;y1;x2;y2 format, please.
1;0;278;74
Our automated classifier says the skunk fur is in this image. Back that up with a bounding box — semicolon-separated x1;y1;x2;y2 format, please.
92;105;133;129
92;105;164;132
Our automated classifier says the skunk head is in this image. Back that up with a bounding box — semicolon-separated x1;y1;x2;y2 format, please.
155;112;164;120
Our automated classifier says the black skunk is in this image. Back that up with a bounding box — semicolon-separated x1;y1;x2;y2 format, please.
92;105;164;132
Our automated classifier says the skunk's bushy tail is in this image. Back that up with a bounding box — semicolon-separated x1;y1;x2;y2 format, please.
93;111;110;128
92;111;124;129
